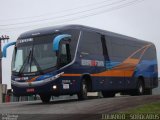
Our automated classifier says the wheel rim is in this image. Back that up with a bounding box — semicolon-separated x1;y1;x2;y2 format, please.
138;83;143;95
139;85;143;94
83;82;87;96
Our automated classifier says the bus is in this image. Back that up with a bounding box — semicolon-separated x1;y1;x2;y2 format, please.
3;25;158;103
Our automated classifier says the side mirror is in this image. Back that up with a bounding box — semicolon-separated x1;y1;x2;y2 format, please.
53;34;71;52
2;41;16;58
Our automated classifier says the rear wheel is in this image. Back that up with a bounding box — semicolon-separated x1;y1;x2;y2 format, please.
102;91;115;98
40;94;51;103
77;79;88;100
131;80;145;96
136;80;145;95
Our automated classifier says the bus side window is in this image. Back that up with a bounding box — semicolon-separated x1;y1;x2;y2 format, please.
59;43;71;67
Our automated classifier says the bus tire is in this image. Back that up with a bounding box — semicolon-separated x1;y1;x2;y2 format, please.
40;94;51;103
102;91;115;98
137;80;145;95
77;79;88;100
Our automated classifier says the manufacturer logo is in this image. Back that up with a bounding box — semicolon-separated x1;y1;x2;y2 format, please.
15;77;28;81
17;38;33;44
81;59;104;67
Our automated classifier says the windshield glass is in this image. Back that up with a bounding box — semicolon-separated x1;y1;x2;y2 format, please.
12;35;57;73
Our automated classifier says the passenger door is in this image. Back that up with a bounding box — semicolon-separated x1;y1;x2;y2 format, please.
58;42;71;68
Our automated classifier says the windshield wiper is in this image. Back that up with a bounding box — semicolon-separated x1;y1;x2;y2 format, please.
32;56;44;75
18;48;44;76
18;50;32;76
30;46;44;74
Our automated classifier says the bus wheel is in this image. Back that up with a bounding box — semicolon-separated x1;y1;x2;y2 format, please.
102;91;115;98
40;94;51;103
136;80;145;95
77;79;88;100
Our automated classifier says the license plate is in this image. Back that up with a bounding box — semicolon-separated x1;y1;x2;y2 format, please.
26;88;35;92
63;84;69;89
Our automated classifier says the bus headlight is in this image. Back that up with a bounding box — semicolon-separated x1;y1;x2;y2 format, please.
53;85;57;90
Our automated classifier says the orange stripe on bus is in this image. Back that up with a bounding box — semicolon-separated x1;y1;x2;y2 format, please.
27;76;39;82
62;74;81;77
62;70;134;77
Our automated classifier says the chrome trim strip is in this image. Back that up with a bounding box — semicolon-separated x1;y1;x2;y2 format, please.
11;72;64;87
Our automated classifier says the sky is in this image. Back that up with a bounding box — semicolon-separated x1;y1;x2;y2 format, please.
0;0;160;88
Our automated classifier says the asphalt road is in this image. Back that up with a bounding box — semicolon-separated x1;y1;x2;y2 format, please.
0;95;160;120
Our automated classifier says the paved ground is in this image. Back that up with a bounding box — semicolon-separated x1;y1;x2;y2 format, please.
0;81;159;120
0;95;160;120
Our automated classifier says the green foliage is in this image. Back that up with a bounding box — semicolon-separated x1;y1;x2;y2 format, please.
125;102;160;113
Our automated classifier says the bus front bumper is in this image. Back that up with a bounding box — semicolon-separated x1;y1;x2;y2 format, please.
11;80;61;96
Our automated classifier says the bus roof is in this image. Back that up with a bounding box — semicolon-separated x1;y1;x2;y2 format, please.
18;24;152;44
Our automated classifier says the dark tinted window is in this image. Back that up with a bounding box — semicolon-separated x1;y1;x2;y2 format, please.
101;35;109;61
124;45;140;59
142;46;156;60
79;31;103;58
110;37;124;58
61;29;80;60
105;35;112;59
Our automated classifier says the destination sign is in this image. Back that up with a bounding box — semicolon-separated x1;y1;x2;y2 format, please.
17;38;33;44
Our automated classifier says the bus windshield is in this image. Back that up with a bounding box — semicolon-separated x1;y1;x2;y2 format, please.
12;36;57;73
